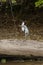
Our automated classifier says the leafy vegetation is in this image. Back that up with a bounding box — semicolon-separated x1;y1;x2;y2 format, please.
0;0;43;7
15;0;43;7
12;0;16;4
0;0;17;3
35;0;43;7
0;0;43;40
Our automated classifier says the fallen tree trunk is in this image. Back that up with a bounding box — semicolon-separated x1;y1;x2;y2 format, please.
0;39;43;56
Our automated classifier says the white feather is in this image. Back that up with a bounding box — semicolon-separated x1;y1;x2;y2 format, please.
21;22;29;35
21;22;25;31
22;26;25;31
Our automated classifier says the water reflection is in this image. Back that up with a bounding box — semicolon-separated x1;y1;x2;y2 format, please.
0;61;43;65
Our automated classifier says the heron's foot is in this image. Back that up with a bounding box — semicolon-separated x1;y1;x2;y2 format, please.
22;38;27;42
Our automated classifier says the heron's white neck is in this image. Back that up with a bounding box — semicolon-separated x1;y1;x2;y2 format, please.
22;22;25;26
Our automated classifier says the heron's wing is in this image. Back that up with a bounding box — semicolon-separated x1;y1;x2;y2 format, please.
21;27;25;31
24;25;29;34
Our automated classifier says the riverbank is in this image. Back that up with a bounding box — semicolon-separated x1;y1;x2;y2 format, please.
0;61;43;65
0;39;43;56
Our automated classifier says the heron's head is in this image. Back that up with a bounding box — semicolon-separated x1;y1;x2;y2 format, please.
19;21;25;27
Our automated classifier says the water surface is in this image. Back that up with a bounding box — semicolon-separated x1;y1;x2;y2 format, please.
0;61;43;65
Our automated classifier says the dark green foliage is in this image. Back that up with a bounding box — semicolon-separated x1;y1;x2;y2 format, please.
35;0;43;7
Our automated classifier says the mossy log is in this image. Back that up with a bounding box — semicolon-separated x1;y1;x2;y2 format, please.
0;39;43;56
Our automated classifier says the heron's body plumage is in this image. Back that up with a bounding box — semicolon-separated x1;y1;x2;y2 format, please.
21;22;29;36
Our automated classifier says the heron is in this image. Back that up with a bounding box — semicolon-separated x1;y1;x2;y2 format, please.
21;21;29;39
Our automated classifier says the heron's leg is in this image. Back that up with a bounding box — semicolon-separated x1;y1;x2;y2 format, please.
25;33;27;40
23;33;27;41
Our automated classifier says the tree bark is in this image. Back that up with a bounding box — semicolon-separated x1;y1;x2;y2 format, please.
0;39;43;56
